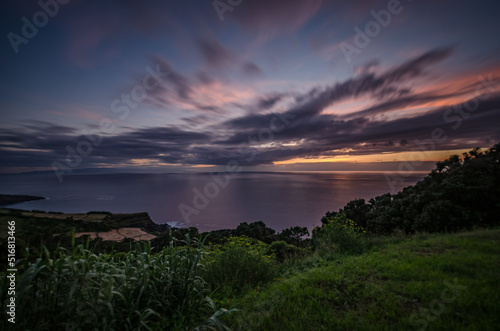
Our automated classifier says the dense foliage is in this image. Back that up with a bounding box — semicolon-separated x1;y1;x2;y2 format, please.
320;144;500;235
204;238;275;295
313;213;368;254
198;221;310;248
1;236;237;330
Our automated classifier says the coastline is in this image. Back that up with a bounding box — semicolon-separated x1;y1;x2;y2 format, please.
0;194;45;207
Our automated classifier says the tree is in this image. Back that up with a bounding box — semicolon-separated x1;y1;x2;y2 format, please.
279;226;309;246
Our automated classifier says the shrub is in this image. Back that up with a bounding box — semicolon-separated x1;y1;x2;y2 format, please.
313;213;368;254
208;235;273;259
267;241;306;262
204;245;275;295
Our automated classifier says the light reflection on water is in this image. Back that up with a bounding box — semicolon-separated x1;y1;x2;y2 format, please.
0;172;425;232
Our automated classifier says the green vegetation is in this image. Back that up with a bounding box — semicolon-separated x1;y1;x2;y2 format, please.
313;212;368;254
1;144;499;329
222;229;500;330
1;236;236;330
329;144;500;235
205;246;275;296
3;228;498;330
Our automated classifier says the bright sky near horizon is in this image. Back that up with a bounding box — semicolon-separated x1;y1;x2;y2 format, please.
1;0;499;175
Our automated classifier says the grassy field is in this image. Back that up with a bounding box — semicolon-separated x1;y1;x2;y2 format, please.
1;227;498;330
221;229;500;330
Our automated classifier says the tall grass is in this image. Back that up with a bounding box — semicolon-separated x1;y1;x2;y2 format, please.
1;234;235;330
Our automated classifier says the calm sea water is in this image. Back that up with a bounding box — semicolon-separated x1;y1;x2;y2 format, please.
0;172;426;232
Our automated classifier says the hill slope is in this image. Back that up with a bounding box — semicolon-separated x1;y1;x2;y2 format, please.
225;229;500;330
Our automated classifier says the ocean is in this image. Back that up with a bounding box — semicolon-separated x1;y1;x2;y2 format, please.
0;171;426;232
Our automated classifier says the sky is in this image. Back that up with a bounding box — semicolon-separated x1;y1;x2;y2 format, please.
1;0;500;176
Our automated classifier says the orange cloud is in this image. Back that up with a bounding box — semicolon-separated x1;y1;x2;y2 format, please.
274;148;476;165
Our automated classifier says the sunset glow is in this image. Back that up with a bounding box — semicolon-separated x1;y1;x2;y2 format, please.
1;0;499;175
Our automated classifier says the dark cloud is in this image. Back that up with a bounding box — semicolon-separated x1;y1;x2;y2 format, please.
195;37;236;69
147;39;453;118
150;55;192;100
196;70;213;85
223;47;455;134
341;91;459;119
257;93;285;110
382;47;454;82
241;62;264;76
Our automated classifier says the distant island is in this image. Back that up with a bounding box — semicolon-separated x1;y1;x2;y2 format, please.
0;194;45;206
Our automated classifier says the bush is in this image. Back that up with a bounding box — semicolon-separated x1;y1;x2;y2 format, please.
267;241;306;262
204;246;276;295
313;213;368;254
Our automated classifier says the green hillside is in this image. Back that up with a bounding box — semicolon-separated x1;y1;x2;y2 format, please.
223;229;500;330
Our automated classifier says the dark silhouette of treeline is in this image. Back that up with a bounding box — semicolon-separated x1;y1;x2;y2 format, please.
322;144;500;234
152;221;311;251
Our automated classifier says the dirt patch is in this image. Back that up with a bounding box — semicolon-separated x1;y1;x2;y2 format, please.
75;228;156;241
117;227;156;240
82;214;109;222
99;229;125;241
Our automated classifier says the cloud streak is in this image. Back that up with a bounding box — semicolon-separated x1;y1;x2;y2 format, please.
1;48;499;173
